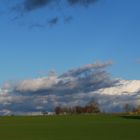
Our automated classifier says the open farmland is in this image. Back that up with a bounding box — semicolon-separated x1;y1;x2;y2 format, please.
0;115;140;140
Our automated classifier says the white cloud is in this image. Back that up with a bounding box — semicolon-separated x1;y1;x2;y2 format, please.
15;75;57;92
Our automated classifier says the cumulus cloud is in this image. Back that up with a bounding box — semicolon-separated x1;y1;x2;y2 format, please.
12;61;115;94
0;61;140;115
15;74;57;92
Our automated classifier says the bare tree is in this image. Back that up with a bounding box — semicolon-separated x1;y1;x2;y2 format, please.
54;101;100;115
123;104;132;113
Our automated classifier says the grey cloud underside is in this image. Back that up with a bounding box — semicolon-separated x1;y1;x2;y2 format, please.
0;62;140;115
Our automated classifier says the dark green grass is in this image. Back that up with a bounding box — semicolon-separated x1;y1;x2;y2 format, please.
0;114;140;140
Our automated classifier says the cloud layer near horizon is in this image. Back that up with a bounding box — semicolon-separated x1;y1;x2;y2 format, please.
0;61;140;115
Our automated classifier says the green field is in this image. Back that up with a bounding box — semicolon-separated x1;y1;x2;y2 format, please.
0;115;140;140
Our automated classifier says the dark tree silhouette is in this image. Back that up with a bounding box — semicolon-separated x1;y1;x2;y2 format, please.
54;101;100;115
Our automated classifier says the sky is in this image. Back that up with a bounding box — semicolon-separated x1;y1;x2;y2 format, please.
0;0;140;85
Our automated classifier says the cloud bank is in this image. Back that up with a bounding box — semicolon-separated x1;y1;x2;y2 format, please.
0;61;140;115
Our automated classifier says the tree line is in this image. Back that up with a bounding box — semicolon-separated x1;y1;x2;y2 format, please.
55;102;100;115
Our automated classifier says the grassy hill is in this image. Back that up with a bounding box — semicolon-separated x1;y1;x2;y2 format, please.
0;115;140;140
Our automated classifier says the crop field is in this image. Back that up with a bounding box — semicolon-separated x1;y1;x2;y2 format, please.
0;115;140;140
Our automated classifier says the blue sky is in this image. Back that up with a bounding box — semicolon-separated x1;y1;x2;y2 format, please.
0;0;140;84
